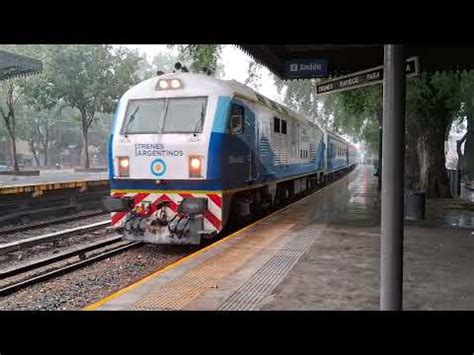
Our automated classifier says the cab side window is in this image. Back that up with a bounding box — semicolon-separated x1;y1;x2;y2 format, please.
274;117;281;133
229;103;245;134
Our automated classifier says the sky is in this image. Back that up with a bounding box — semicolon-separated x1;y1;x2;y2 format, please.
114;45;283;103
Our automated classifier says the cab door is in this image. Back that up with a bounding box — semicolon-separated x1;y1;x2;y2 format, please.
243;103;258;182
228;99;257;184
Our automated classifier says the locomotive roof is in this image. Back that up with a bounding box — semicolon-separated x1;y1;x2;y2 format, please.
324;129;350;145
123;72;322;131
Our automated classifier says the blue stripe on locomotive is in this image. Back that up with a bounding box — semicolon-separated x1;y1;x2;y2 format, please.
206;96;325;190
108;100;123;180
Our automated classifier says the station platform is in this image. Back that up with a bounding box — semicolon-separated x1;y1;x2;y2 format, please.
0;169;108;188
85;165;474;311
0;169;108;196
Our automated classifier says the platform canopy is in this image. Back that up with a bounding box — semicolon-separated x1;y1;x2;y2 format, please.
0;50;43;81
238;44;474;79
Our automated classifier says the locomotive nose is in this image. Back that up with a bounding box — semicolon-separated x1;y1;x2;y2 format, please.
115;139;207;180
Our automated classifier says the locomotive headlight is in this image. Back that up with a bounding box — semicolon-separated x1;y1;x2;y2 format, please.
190;157;201;169
117;156;130;177
189;156;203;178
158;80;169;89
170;79;181;89
156;79;183;90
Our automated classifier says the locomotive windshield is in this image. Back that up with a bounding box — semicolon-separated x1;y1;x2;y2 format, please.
122;97;207;134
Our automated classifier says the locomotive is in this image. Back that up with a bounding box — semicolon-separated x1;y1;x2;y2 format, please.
104;73;357;245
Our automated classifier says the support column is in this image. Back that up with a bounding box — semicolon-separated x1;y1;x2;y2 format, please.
378;108;383;191
381;44;406;310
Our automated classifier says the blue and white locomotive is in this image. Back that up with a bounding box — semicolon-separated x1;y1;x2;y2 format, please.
105;73;357;245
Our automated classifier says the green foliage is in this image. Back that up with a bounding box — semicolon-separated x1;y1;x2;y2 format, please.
245;61;263;90
135;51;186;80
152;51;182;75
406;71;461;130
274;74;382;153
40;45;140;123
330;86;382;152
274;78;322;125
173;45;223;76
0;45;142;168
459;70;474;118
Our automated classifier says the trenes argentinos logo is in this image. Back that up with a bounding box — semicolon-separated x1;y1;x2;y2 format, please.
150;158;167;177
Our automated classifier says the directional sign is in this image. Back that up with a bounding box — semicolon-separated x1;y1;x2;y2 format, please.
316;57;420;96
285;58;328;79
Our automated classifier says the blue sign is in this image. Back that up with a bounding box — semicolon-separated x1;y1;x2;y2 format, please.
284;59;328;79
150;158;167;177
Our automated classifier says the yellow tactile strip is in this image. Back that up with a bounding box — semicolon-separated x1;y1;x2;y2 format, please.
132;223;294;310
218;225;322;310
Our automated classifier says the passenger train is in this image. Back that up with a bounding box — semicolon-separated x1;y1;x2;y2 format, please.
104;73;357;245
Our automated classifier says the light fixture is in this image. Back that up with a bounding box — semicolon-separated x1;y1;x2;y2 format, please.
156;78;183;90
117;156;130;177
189;156;203;178
170;79;181;88
159;80;169;89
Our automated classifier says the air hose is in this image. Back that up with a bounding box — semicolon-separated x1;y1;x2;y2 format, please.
168;213;191;238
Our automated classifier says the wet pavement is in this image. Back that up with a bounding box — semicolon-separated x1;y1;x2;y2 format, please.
407;197;474;229
0;169;108;187
261;164;474;310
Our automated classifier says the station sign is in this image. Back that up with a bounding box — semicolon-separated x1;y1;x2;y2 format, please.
316;57;420;96
284;58;329;79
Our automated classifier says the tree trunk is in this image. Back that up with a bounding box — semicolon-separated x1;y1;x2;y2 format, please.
5;124;19;172
29;139;40;167
43;147;49;167
41;125;50;167
417;126;451;198
9;134;19;172
405;125;420;178
463;116;474;180
456;132;466;171
80;111;90;170
81;132;90;170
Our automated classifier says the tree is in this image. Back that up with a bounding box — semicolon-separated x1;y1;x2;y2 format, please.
135;53;154;81
405;71;461;197
173;45;223;76
244;61;263;90
0;45;46;171
31;45;141;169
17;108;45;167
135;51;191;81
274;76;341;129
455;71;474;180
276;68;466;198
325;73;461;197
0;77;26;171
151;51;182;75
329;86;382;153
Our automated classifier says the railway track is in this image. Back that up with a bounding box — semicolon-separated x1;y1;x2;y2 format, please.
0;236;141;296
0;219;130;296
0;220;111;255
0;211;109;235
